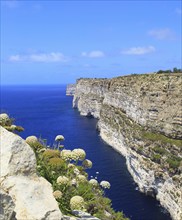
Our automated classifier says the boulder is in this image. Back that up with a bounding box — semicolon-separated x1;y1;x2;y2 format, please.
0;126;63;220
0;189;16;220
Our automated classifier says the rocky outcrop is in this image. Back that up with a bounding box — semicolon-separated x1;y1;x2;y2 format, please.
72;73;182;220
73;78;110;118
0;126;63;220
66;84;76;96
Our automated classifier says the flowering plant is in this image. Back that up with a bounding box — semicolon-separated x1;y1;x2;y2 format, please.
28;133;128;220
100;181;111;189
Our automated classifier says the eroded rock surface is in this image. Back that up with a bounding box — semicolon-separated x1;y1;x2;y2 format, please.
0;126;63;220
73;73;182;220
0;189;16;220
66;84;76;96
73;78;110;118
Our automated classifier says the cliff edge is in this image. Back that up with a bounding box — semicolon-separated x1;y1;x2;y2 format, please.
72;73;182;220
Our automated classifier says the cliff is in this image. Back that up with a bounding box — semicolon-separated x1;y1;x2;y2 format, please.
66;84;76;96
72;73;182;220
73;78;110;118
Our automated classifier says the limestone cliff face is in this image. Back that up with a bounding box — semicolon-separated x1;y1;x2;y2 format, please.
72;73;182;220
73;78;110;118
66;84;76;96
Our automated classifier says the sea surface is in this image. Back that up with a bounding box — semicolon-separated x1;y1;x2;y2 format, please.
1;85;171;220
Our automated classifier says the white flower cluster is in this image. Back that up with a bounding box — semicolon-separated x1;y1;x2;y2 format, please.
77;174;87;183
73;168;80;175
60;148;86;161
55;135;65;141
37;165;41;170
25;136;38;144
57;176;69;185
72;148;86;161
82;159;92;169
100;181;111;189
10;125;16;130
0;113;9;122
61;150;72;161
70;196;85;210
89;179;98;187
68;163;75;169
53;190;63;199
71;178;77;186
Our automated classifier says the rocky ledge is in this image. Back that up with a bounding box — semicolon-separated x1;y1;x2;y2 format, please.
72;73;182;220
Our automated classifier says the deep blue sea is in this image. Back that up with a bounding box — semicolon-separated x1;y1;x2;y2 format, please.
1;85;171;220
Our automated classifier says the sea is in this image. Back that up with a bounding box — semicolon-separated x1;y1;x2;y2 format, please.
1;85;171;220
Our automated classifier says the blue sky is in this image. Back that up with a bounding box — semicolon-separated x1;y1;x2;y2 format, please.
1;0;181;85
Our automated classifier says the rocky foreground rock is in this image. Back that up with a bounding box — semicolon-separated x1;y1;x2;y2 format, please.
72;73;182;220
0;126;101;220
0;126;63;220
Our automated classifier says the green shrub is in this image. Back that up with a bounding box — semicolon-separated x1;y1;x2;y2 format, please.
48;157;65;169
152;154;161;163
153;146;167;155
36;145;129;219
167;156;181;169
28;141;45;151
15;126;24;132
167;159;180;169
142;131;182;147
42;149;60;160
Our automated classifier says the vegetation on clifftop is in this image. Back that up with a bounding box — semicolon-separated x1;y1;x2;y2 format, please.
0;113;24;132
156;67;182;74
100;105;182;175
28;137;128;219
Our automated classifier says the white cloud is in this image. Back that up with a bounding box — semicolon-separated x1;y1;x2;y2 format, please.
122;46;155;55
9;52;68;62
81;52;87;57
81;50;105;58
148;28;174;40
9;55;22;61
83;64;98;68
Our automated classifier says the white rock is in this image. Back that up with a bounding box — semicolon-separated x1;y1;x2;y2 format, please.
0;126;63;220
2;176;62;220
0;126;36;178
0;189;15;220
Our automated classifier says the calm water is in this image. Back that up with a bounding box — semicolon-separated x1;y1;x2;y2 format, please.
1;85;171;220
